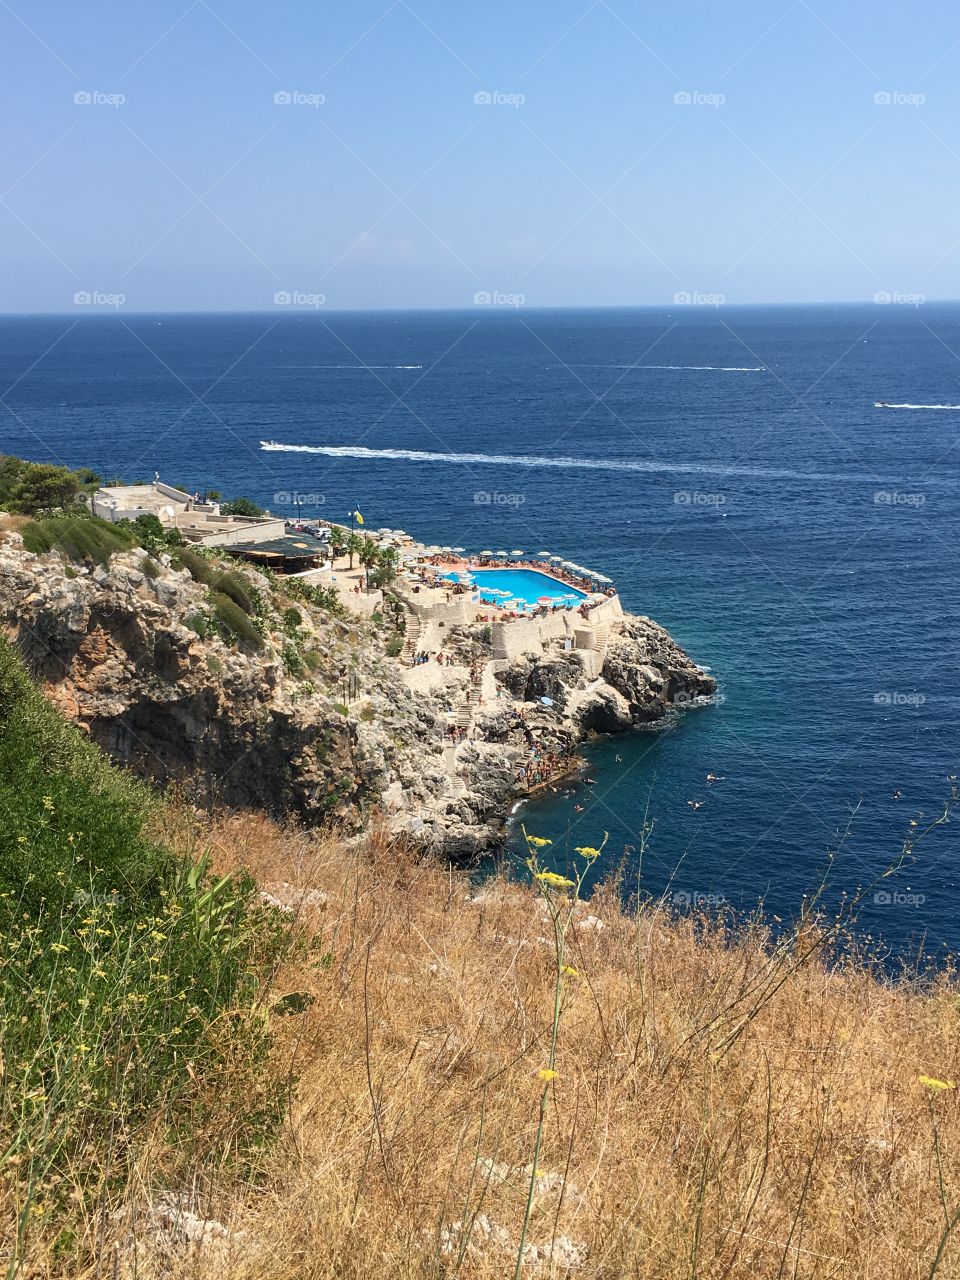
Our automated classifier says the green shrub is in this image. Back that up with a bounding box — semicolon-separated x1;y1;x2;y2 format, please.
220;496;263;517
281;643;304;677
385;634;404;658
0;456;89;515
21;515;135;565
184;612;211;639
211;592;264;651
282;606;303;633
174;546;216;584
213;569;255;616
206;653;223;675
0;638;286;1256
140;555;160;579
302;648;322;671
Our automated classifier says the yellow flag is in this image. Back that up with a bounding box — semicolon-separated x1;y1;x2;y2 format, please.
355;509;364;525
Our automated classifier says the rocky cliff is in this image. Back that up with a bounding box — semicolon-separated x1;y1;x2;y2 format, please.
0;533;715;855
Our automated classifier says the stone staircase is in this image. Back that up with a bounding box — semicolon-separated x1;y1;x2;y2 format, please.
402;611;422;665
592;621;611;665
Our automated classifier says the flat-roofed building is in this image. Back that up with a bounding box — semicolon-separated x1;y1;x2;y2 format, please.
92;478;286;547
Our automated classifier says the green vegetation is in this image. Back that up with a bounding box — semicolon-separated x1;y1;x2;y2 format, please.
281;576;346;619
115;512;184;555
21;515;135;565
0;638;285;1263
281;643;304;677
212;569;255;616
0;455;99;516
220;496;263;518
173;545;217;584
211;592;264;651
384;634;404;658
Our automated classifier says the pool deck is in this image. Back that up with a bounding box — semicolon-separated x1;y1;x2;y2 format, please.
314;528;623;805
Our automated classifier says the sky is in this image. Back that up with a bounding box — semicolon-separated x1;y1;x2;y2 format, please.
3;0;960;311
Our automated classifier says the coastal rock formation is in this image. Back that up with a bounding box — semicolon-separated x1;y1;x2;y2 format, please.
0;534;715;855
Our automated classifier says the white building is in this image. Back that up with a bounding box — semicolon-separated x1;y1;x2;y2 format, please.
92;478;286;548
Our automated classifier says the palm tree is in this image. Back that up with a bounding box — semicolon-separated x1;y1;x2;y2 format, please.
358;536;379;569
329;527;347;562
376;546;399;584
345;532;364;570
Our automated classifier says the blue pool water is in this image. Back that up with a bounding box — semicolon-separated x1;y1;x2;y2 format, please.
2;304;959;956
445;566;587;609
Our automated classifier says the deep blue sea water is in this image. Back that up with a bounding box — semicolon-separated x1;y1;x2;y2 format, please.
2;305;958;956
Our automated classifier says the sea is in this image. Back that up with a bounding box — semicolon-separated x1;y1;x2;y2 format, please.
2;304;958;958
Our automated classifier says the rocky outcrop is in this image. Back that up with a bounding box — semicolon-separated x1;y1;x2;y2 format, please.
0;534;715;856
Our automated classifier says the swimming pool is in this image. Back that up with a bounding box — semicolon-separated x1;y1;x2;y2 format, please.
444;567;587;610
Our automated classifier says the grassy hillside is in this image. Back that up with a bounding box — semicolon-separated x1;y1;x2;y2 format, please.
169;812;960;1280
4;632;960;1277
0;638;286;1273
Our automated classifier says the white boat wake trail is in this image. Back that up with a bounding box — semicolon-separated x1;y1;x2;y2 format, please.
260;442;896;484
570;363;764;373
875;402;960;410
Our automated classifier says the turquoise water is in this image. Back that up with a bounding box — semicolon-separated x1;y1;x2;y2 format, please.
446;567;587;610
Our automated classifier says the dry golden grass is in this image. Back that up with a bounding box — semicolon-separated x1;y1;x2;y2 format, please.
90;809;960;1280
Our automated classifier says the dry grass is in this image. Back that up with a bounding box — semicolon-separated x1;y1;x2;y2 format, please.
85;810;960;1280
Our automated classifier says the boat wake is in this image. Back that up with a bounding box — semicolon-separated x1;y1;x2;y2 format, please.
258;441;894;484
875;401;960;410
569;363;764;373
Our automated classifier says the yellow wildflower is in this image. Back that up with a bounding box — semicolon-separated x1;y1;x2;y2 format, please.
538;1068;558;1082
919;1075;955;1091
525;835;553;848
49;943;69;954
42;797;54;810
535;872;575;889
575;846;601;859
76;1044;91;1055
560;965;579;977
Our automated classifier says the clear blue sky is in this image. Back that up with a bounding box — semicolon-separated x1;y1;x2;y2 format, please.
3;0;960;310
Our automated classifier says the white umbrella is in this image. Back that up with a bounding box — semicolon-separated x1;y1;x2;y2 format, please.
480;550;493;557
495;550;508;556
510;549;524;556
537;550;551;557
550;555;563;562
